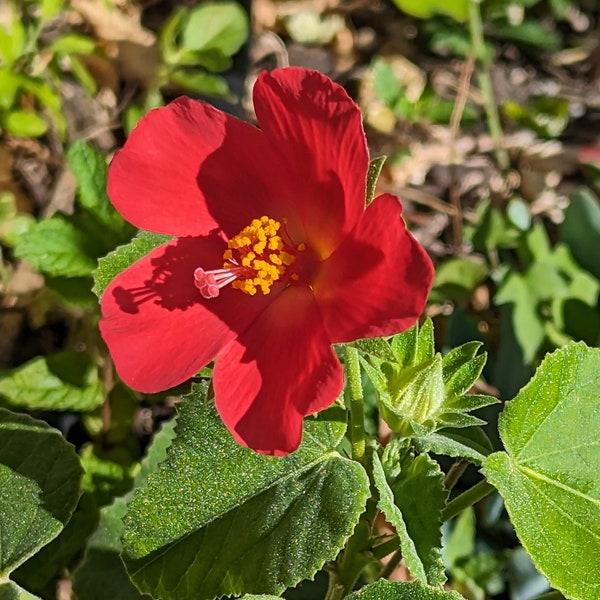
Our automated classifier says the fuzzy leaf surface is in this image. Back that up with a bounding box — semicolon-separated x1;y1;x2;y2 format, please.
373;445;447;585
0;582;41;600
346;579;465;599
93;231;172;297
122;388;368;599
0;409;82;580
482;342;600;600
73;420;176;600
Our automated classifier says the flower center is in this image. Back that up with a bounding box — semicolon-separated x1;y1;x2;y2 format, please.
194;216;299;299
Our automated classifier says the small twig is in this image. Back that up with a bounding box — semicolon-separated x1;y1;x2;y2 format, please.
378;549;403;580
444;458;468;490
448;55;475;254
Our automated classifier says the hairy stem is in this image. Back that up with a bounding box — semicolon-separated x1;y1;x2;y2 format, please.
345;345;366;464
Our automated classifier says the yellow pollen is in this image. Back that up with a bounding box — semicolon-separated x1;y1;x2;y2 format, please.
224;216;296;296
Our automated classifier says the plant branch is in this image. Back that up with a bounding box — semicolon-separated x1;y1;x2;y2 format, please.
441;479;495;522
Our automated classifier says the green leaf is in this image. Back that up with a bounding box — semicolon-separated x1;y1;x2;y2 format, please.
560;188;600;280
14;216;97;277
15;77;66;138
366;156;386;206
50;33;96;56
93;231;172;297
443;344;485;399
506;198;531;231
391;0;468;21
414;427;493;465
0;409;82;579
352;337;396;363
390;323;418;368
373;443;447;585
346;579;465;599
67;141;123;230
372;57;401;106
0;352;104;412
482;342;600;600
73;420;177;600
443;507;475;567
491;21;560;51
0;69;20;111
0;582;41;600
1;111;48;138
0;11;25;68
122;385;368;599
431;258;488;303
40;0;65;21
12;494;98;597
169;69;229;97
495;272;545;363
379;355;446;434
181;1;249;57
416;318;435;363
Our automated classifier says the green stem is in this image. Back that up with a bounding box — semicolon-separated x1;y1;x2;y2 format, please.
324;570;345;600
345;345;365;464
468;0;509;170
441;479;495;522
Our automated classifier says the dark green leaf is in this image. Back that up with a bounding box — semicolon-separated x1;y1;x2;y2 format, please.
0;409;82;577
0;582;41;600
431;259;487;302
73;420;176;600
560;188;600;279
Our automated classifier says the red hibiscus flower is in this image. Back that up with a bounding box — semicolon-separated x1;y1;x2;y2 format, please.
99;67;434;455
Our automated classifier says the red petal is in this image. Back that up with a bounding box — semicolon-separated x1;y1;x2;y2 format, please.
107;98;292;237
253;68;370;258
213;285;344;455
99;236;275;393
314;194;434;343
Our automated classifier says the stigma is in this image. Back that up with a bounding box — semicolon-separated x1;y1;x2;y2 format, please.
194;216;299;299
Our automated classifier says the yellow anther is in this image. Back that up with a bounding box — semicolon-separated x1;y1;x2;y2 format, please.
223;215;296;296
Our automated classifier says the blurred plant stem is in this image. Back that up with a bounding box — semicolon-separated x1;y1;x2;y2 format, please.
468;0;510;170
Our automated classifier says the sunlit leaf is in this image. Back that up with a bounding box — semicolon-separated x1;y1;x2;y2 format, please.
483;342;600;600
122;385;368;599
